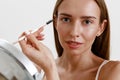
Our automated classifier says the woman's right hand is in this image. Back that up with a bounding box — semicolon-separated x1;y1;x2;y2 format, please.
18;26;56;72
18;26;60;80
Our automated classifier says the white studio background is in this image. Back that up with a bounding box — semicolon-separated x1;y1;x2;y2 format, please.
105;0;120;60
0;0;120;60
0;0;58;59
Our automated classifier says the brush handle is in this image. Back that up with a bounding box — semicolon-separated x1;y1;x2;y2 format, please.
12;19;53;45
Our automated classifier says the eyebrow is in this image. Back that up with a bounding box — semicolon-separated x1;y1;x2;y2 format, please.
58;13;72;17
80;16;97;19
58;13;97;19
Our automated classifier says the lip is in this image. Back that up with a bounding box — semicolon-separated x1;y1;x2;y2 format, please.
65;41;83;49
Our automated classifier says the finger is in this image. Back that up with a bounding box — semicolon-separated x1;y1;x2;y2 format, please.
18;31;30;51
27;29;45;41
19;36;28;51
25;32;42;50
18;31;26;39
36;34;45;40
32;26;44;38
18;27;45;50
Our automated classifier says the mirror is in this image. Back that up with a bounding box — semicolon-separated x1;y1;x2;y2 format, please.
0;39;38;80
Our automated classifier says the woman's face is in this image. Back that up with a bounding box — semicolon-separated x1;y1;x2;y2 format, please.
55;0;105;55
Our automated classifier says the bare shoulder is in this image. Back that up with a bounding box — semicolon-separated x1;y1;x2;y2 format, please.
100;60;120;80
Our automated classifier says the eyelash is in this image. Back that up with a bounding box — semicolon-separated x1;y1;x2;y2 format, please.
82;19;93;25
59;17;93;25
60;17;71;23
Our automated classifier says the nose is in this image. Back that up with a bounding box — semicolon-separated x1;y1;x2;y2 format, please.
69;21;82;37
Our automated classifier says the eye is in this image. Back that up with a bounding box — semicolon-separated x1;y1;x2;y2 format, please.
62;17;71;23
83;19;92;25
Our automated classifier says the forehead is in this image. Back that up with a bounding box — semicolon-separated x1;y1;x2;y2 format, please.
57;0;100;19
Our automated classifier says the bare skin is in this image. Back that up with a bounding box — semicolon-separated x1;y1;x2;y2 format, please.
19;0;120;80
54;0;120;80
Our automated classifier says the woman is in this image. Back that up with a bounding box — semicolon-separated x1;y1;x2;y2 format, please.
19;0;120;80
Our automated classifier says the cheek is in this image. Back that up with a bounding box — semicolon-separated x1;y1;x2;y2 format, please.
56;25;67;38
83;28;98;42
56;25;68;48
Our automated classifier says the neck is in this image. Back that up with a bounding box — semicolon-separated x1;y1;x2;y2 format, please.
58;50;103;72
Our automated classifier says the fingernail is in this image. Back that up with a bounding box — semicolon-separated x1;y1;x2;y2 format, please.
25;30;31;35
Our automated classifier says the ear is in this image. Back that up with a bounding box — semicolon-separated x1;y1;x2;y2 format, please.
97;19;107;37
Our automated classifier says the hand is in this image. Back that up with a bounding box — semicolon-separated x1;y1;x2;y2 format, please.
18;26;56;72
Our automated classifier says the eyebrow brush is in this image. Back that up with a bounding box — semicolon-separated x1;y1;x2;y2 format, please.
12;19;53;44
